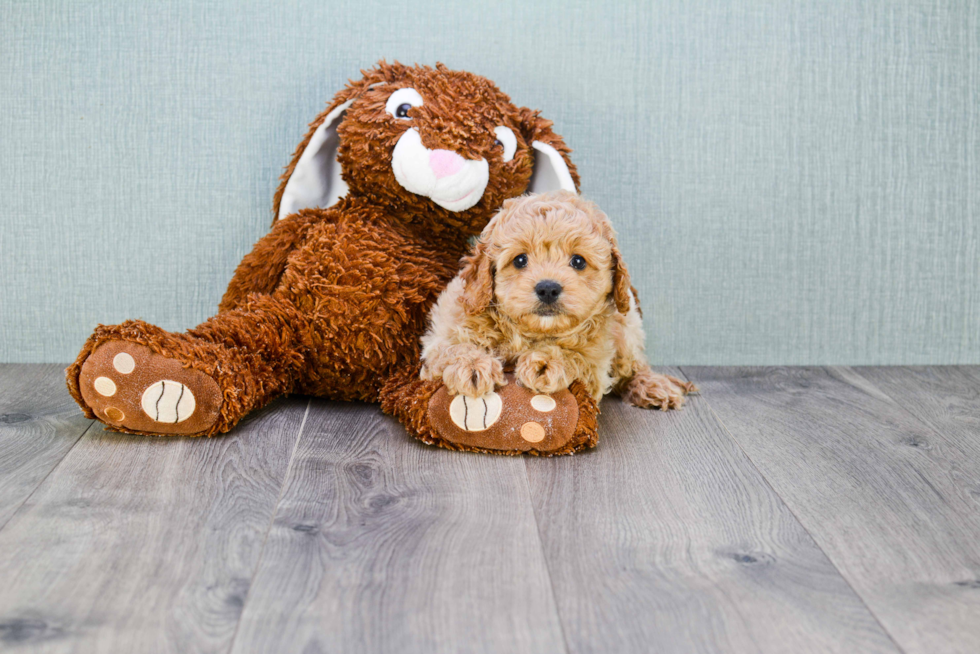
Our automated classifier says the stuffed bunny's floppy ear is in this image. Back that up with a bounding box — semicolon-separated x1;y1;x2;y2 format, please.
519;107;579;194
529;142;577;193
277;99;353;221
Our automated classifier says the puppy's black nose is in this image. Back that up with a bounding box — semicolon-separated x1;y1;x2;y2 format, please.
535;280;563;304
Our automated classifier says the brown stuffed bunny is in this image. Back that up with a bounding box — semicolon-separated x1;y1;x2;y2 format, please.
67;61;599;455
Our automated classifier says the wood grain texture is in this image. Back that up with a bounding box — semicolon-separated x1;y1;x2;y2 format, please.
3;365;979;653
685;367;980;654
525;369;899;654
230;400;566;654
851;366;980;457
0;397;308;654
0;364;91;530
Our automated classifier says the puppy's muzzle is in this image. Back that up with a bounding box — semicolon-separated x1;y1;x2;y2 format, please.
535;280;563;305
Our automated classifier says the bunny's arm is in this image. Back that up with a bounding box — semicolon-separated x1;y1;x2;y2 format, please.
218;209;325;312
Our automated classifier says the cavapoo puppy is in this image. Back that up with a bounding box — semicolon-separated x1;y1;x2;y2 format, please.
420;190;695;410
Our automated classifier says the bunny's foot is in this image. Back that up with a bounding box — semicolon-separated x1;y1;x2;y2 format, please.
72;339;224;436
383;371;599;456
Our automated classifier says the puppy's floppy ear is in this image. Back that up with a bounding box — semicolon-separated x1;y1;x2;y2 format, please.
599;218;632;314
459;239;494;315
273;63;400;223
518;107;581;195
610;243;633;314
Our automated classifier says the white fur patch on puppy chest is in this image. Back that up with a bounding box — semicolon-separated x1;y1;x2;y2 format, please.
449;392;502;431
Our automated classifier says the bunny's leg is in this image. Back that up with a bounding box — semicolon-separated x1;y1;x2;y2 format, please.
67;293;311;437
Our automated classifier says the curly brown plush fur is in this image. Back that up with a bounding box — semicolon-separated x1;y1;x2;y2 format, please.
66;61;595;454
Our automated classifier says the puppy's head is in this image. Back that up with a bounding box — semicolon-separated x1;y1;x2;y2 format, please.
460;191;632;335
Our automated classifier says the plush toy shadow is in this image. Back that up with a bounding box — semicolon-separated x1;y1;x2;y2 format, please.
67;61;598;455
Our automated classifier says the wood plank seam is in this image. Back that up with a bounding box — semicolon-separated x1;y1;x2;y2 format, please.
521;460;572;654
0;419;95;534
679;365;911;654
224;398;312;654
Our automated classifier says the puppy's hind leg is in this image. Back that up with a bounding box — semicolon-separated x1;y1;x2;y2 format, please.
622;368;697;411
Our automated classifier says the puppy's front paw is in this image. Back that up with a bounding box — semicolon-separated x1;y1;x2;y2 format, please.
442;353;506;398
624;370;694;410
516;351;569;395
419;362;437;381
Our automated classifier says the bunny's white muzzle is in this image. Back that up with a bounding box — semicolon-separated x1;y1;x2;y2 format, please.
391;129;489;212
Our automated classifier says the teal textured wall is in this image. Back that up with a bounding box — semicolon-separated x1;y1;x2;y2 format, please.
1;0;978;364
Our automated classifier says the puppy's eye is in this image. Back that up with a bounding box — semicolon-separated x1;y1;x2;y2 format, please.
513;254;528;269
493;126;517;162
385;88;424;120
570;254;587;270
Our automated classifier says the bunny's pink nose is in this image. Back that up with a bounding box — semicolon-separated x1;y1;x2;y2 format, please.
429;149;466;179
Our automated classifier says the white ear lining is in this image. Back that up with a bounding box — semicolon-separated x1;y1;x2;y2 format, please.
278;99;353;221
528;141;576;194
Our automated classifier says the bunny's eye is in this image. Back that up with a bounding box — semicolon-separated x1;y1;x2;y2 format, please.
570;255;587;270
386;88;424;120
513;253;528;269
493;126;517;162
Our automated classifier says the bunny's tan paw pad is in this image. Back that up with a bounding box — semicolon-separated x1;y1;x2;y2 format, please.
77;341;222;436
428;374;590;455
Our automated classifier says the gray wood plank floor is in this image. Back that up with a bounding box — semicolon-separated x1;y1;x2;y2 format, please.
683;367;980;654
0;365;92;530
1;365;978;653
0;387;309;653
525;368;898;654
230;400;566;654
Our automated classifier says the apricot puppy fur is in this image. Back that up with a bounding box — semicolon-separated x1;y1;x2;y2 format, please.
420;191;695;410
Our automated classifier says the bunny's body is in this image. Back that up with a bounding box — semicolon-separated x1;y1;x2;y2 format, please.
214;196;465;403
67;62;598;454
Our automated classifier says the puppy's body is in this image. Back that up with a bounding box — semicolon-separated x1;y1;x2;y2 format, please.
421;191;694;410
